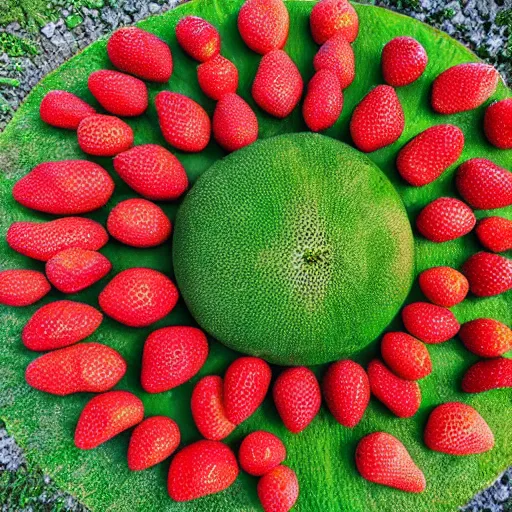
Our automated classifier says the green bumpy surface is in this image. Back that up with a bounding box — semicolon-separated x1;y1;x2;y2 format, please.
0;1;511;511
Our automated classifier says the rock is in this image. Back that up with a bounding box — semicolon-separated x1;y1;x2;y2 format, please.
41;22;56;38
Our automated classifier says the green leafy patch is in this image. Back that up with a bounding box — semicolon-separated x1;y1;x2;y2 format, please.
0;33;38;58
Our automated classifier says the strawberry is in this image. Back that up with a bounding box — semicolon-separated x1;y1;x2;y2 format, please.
191;375;236;441
88;70;148;117
456;158;512;210
13;160;114;215
424;402;494;455
462;252;512;297
310;0;359;45
350;85;405;153
322;359;370;427
99;268;179;327
77;114;133;157
257;465;299;512
40;90;96;130
355;432;425;493
176;16;221;62
46;248;112;294
459;318;512;358
238;0;289;55
167;440;239;501
22;300;102;351
155;91;211;152
484;98;512;149
25;342;126;395
367;359;421;418
223;357;272;425
7;217;108;262
75;390;144;450
197;55;239;100
462;358;512;393
402;302;460;343
416;197;476;243
113;144;188;201
127;416;181;471
418;266;469;307
252;50;303;119
0;270;50;307
107;27;173;82
396;125;464;187
381;36;428;87
213;93;259;152
107;198;172;248
141;326;208;393
238;431;286;476
381;332;432;381
476;217;512;253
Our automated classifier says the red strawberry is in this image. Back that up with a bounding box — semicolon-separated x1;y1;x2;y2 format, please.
191;375;236;441
13;160;114;215
99;268;179;327
176;16;221;62
418;266;469;307
396;125;464;186
416;197;476;243
257;465;299;512
238;431;286;476
25;342;126;395
350;85;405;153
424;402;494;455
355;432;425;493
313;32;355;89
88;70;148;117
462;252;512;297
381;332;432;381
367;359;421;418
107;27;173;82
462;358;512;393
128;416;181;471
78;114;133;157
7;217;108;262
252;50;303;119
107;198;172;248
484;98;512;149
476;217;512;253
223;357;272;425
113;144;188;201
75;390;144;450
213;93;259;152
155;91;211;152
197;55;239;100
40;90;96;130
167;440;239;501
310;0;359;45
0;270;50;307
402;302;460;343
22;300;102;351
322;359;370;428
141;326;208;393
459;318;512;358
381;36;428;87
238;0;289;55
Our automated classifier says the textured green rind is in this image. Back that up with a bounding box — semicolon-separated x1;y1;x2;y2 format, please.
0;1;510;511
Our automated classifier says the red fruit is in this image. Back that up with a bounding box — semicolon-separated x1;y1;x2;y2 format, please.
75;390;144;450
418;266;469;307
424;402;494;455
22;300;102;351
462;252;512;297
155;91;211;152
257;465;299;512
40;90;96;130
476;217;512;253
78;114;133;157
462;358;512;393
381;36;427;87
0;270;50;307
191;375;236;441
459;318;512;358
350;85;405;153
141;326;208;393
355;432;426;493
13;160;114;215
313;32;355;89
238;0;289;55
223;357;272;425
484;98;512;149
402;302;460;343
167;440;239;501
128;416;181;471
107;27;173;82
197;55;239;100
367;359;421;418
396;125;464;186
239;431;286;476
252;50;303;119
107;198;172;248
99;268;179;327
322;359;370;427
310;0;359;45
213;93;259;152
416;197;476;243
88;70;148;117
176;16;221;62
25;343;126;395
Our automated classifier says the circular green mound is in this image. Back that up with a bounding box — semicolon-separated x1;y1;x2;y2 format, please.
174;133;414;365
